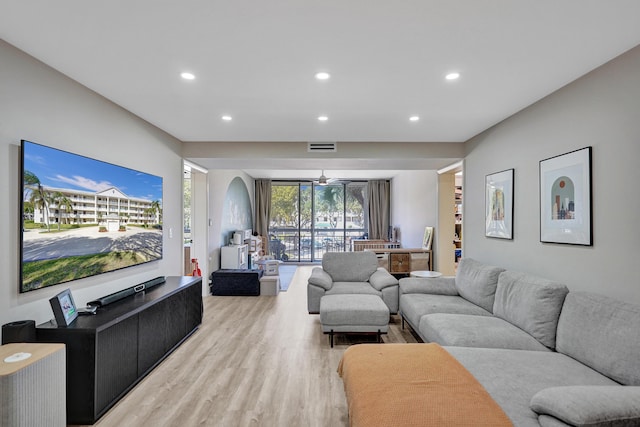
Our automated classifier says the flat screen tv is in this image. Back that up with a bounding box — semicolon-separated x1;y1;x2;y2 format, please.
20;140;163;293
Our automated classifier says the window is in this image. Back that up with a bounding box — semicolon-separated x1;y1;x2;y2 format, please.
269;181;367;261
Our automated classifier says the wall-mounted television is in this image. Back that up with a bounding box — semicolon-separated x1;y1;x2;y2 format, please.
20;140;163;293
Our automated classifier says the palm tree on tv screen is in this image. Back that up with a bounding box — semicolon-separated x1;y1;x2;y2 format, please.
150;200;162;225
23;170;39;199
25;171;52;232
51;191;73;228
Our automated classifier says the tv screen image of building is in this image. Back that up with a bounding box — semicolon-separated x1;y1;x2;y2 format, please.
20;140;163;293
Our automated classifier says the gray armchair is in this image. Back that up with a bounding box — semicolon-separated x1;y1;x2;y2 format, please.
307;251;399;314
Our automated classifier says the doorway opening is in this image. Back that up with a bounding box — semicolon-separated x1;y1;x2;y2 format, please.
436;162;463;276
183;161;208;280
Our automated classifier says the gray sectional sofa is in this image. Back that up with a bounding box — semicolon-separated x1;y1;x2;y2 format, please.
398;258;640;426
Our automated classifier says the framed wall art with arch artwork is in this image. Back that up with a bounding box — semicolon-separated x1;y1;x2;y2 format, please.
539;146;592;245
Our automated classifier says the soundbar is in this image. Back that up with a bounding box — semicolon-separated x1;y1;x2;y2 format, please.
87;276;166;307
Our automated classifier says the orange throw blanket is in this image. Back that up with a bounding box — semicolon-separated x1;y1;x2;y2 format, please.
337;343;513;427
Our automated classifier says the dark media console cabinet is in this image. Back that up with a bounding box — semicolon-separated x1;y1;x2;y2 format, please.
36;276;203;425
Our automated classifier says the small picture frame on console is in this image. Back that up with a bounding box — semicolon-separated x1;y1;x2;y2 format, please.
49;288;79;326
422;226;434;250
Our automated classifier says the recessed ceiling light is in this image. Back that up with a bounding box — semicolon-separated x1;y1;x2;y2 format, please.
221;115;232;121
315;72;330;80
318;115;329;121
181;72;195;80
445;72;460;80
409;115;420;122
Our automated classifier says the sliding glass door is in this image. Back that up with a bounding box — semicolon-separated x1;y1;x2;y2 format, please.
269;181;367;261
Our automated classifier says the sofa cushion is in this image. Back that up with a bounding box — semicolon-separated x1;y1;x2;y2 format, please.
420;313;550;351
326;282;382;297
399;293;492;334
555;292;640;386
493;271;568;349
446;347;619;427
530;386;640;427
321;251;378;282
537;415;572;427
454;258;505;313
399;276;459;296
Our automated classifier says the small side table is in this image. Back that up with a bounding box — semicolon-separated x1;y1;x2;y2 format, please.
1;343;66;426
410;270;442;278
259;275;280;296
210;269;263;296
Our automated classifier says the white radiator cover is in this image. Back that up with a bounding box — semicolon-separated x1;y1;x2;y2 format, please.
0;343;66;427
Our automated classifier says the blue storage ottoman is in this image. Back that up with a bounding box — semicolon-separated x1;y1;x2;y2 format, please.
210;269;264;296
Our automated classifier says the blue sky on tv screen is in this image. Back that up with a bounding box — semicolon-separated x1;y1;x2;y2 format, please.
23;141;163;203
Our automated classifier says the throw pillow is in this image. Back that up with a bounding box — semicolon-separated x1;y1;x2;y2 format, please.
454;258;504;313
531;386;640;427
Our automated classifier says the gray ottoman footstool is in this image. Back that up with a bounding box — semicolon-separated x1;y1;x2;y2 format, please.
319;294;390;347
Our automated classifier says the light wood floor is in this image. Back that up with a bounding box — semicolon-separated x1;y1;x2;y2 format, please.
87;267;418;427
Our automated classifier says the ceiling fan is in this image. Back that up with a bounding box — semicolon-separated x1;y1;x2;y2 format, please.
314;170;348;185
317;170;331;185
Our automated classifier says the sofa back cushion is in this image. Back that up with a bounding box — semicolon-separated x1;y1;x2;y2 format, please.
493;271;568;349
556;292;640;385
454;258;505;313
322;251;378;282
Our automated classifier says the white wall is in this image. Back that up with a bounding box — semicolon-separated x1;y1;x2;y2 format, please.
391;170;438;248
190;169;210;295
206;170;255;274
463;45;640;304
0;41;184;327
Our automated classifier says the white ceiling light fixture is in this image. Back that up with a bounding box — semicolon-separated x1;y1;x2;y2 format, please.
181;72;195;80
445;72;460;80
315;71;330;80
409;115;420;122
318;115;328;121
221;115;232;121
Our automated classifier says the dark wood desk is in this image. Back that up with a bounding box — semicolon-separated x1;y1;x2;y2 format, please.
36;276;203;425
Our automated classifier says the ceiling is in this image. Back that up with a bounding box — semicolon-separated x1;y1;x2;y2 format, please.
2;1;640;177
